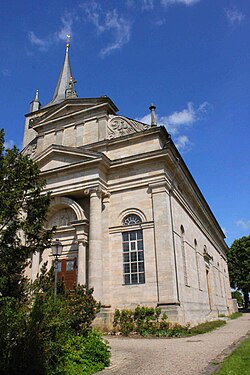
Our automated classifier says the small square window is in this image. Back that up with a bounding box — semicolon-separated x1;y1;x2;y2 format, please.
123;232;129;241
138;240;143;250
138;262;144;272
139;273;145;283
123;253;129;262
131;252;137;261
124;264;130;273
66;260;75;272
131;263;138;273
131;274;138;283
130;232;136;241
138;251;144;261
123;242;129;252
137;231;143;240
131;242;136;250
124;274;130;284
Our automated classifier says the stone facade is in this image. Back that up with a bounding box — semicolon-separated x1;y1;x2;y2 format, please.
23;46;234;327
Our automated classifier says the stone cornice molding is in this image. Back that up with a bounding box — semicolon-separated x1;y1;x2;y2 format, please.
148;180;172;194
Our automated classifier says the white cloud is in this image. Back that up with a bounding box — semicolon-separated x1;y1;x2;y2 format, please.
236;219;250;230
84;1;131;57
161;0;200;7
137;101;209;153
101;10;131;57
225;8;245;26
159;101;209;135
55;14;74;42
28;31;48;51
4;139;15;149
141;0;154;11
175;135;193;152
28;13;76;51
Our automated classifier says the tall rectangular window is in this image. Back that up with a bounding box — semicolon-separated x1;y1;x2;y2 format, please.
122;230;145;285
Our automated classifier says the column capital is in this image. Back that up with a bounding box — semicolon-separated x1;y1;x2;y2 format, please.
84;185;110;199
148;180;171;194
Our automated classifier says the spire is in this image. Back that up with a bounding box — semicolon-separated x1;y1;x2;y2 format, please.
149;103;157;127
30;89;41;112
44;35;77;107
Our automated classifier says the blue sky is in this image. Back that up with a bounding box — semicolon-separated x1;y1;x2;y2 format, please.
1;0;249;245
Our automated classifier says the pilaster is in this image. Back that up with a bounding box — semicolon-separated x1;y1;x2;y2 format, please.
148;181;179;306
86;186;103;302
77;240;87;285
31;251;40;282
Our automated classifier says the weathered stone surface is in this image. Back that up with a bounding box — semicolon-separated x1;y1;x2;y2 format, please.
23;67;234;325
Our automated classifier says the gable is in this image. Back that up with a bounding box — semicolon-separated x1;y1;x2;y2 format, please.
34;144;102;172
28;97;118;130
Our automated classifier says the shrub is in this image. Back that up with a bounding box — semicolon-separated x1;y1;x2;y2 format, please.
0;265;107;375
113;306;169;336
55;330;110;375
113;308;135;335
113;306;227;337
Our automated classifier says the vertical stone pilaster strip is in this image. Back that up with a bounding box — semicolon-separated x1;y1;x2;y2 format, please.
31;251;40;282
150;182;179;305
77;241;87;285
88;188;103;302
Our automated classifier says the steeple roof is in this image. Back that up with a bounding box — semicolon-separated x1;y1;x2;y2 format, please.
44;38;77;108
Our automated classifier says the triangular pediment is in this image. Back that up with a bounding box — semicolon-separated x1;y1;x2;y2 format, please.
34;144;102;172
28;97;118;129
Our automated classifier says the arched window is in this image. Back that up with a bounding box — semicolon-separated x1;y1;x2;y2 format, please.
122;214;145;285
123;214;142;226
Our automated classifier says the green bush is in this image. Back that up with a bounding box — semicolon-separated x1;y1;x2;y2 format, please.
0;265;108;375
113;308;135;335
113;306;169;336
55;330;110;375
113;306;228;337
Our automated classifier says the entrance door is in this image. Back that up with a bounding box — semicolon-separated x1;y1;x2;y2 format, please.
57;258;77;290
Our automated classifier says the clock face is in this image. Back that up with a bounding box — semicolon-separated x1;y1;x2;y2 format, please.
123;214;142;226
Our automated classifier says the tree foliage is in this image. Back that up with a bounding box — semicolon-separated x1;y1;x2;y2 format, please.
0;266;105;375
0;129;53;299
228;235;250;308
0;131;110;374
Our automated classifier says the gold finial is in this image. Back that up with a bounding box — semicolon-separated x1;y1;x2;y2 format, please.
66;35;71;49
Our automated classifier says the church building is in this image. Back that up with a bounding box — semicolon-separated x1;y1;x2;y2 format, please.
23;41;234;327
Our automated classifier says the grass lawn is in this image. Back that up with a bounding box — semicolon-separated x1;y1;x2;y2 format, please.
215;336;250;375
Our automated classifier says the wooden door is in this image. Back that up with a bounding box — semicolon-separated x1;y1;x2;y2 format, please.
57;258;77;290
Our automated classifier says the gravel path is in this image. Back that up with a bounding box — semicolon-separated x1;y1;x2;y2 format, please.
99;313;250;375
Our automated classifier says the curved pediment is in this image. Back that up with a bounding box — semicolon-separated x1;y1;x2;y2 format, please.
107;116;149;139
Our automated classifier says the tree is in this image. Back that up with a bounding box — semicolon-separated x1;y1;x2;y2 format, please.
228;235;250;309
0;130;110;375
0;129;53;299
